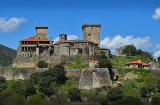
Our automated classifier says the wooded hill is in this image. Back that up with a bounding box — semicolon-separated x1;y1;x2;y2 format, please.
0;44;16;67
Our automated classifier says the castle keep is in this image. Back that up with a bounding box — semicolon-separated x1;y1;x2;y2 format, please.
82;24;101;47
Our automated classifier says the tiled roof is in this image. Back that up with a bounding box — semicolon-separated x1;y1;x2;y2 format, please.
20;36;50;42
54;40;94;45
89;60;99;64
126;60;149;66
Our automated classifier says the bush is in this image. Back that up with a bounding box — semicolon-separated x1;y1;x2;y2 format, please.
68;87;81;102
106;87;123;102
110;96;143;105
37;60;48;68
98;59;112;68
140;87;147;97
151;96;160;105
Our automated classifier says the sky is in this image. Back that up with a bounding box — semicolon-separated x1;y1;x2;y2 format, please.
0;0;160;58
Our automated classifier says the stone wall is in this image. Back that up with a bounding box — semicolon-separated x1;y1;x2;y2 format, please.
79;68;112;90
0;68;34;80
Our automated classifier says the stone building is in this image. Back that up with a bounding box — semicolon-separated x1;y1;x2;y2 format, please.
116;46;126;56
17;26;53;57
99;48;111;58
82;24;101;47
54;34;95;55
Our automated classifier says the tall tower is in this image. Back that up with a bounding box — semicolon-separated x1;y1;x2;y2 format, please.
82;24;101;47
36;26;48;40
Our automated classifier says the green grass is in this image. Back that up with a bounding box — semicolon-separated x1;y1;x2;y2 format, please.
123;68;150;77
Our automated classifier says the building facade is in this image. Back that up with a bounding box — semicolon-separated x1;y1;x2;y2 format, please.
17;26;53;57
82;24;101;47
116;46;126;56
54;34;95;55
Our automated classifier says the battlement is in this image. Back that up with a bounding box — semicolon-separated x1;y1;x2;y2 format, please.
82;24;101;29
35;26;48;29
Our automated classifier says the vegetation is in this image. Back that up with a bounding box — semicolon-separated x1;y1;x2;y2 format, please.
0;44;16;67
98;59;112;68
0;44;159;105
37;60;48;68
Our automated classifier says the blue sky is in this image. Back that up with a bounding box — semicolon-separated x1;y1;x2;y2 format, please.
1;0;160;58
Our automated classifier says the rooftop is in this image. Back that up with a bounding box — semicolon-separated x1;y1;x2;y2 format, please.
54;40;94;45
20;36;50;42
126;60;149;66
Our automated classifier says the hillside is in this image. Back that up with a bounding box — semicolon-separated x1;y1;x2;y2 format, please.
0;44;16;67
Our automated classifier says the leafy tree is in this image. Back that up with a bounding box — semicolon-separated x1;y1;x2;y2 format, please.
0;76;7;93
156;78;160;93
98;59;112;69
11;80;36;101
151;96;160;105
147;84;155;95
140;87;147;97
122;44;137;56
37;60;48;68
144;73;155;86
11;94;25;105
106;87;123;102
24;79;36;100
48;63;67;84
110;96;143;105
39;77;57;97
30;72;42;84
100;51;105;55
157;56;160;63
68;87;81;102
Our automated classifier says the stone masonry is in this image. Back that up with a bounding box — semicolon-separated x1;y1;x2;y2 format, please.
82;24;101;47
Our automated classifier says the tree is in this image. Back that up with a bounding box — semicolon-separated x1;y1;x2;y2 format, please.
11;80;36;101
48;63;67;84
24;79;36;100
122;44;137;56
37;60;48;68
156;78;160;93
0;76;7;93
140;87;147;97
68;87;81;102
157;56;160;63
110;96;143;105
39;77;58;97
98;59;112;69
106;87;123;102
151;96;160;105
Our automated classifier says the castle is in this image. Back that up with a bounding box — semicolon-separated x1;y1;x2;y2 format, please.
17;26;53;57
13;24;111;68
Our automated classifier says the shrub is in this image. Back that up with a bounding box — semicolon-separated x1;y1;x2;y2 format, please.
37;60;48;68
68;87;81;102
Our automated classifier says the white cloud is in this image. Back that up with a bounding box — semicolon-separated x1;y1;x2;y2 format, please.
153;51;160;59
100;35;152;54
155;44;160;50
152;7;160;20
0;17;27;32
53;35;78;43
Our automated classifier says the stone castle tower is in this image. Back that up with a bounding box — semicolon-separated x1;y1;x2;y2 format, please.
82;24;101;47
36;26;48;40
